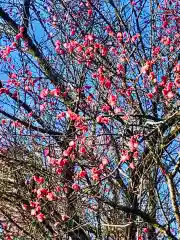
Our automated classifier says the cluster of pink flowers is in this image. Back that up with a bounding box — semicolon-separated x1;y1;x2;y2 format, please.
120;135;139;169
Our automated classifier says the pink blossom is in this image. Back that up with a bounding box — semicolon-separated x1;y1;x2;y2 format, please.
102;157;109;165
101;47;108;56
166;82;173;91
96;115;109;124
79;146;86;154
99;163;105;170
121;150;130;162
147;93;153;99
72;183;80;191
69;141;76;148
87;9;93;16
76;45;83;52
36;188;48;198
162;88;168;97
174;63;180;73
152;46;160;56
61;214;70;221
117;32;123;42
1;119;7;125
44;148;49;157
79;170;87;178
117;64;125;74
33;176;45;184
129;162;135;169
114;107;123;114
0;88;9;95
40;103;47;112
40;88;49;99
141;64;149;74
55;40;61;46
2;223;7;229
15;33;23;40
56;168;63;175
92;173;99;181
55;186;61;192
57;112;66;119
31;209;37;216
66;109;78;121
129;136;139;152
19;26;25;32
48;157;56;166
47;192;55;201
133;151;138;159
37;212;45;222
102;105;110;112
121;115;129;121
50;88;61;96
57;158;68;167
160;167;166;175
30;201;40;208
108;94;117;106
22;204;28;210
175;78;180;88
167;91;174;99
143;227;149;233
104;79;111;89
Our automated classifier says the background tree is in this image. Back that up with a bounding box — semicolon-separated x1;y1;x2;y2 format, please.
0;0;179;239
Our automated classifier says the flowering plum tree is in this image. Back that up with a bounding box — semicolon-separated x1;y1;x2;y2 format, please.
0;0;179;239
